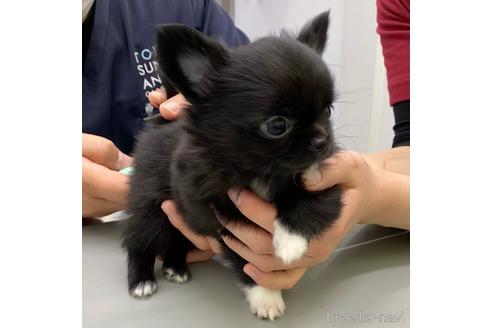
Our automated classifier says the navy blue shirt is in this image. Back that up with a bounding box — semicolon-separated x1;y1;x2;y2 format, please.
83;0;249;154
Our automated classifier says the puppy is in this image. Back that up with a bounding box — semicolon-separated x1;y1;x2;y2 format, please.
122;11;342;320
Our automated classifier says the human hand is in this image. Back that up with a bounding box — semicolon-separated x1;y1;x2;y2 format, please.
160;152;377;288
219;151;389;289
304;150;410;230
302;151;381;226
161;200;222;263
162;150;407;286
82;134;132;217
220;187;359;290
148;88;189;120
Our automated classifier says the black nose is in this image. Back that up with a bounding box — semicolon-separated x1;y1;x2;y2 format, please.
311;136;327;152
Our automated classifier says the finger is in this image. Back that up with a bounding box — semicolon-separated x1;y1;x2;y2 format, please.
303;195;357;259
227;189;277;234
159;94;189;120
303;229;341;261
243;263;308;290
148;88;167;108
221;221;274;255
207;237;223;254
162;201;211;251
222;235;289;272
82;134;132;170
82;193;123;218
186;249;215;263
302;151;362;191
82;157;129;204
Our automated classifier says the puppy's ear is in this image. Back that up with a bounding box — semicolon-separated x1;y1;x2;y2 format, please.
297;11;330;54
155;24;229;102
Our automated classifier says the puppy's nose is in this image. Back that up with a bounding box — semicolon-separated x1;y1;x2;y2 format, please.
311;136;327;152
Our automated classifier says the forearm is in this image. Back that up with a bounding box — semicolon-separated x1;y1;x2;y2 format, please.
361;166;410;230
360;146;410;229
364;146;409;175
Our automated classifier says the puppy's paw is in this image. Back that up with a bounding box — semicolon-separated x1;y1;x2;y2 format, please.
162;267;191;284
273;220;308;264
130;280;157;298
245;286;285;321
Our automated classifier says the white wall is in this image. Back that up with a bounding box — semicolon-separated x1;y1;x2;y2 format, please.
233;0;394;153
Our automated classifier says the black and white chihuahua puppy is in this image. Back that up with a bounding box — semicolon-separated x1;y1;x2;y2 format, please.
122;11;342;320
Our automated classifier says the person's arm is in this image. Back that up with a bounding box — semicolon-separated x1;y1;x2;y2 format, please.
303;151;409;230
377;0;410;149
364;168;409;230
363;146;410;231
364;146;409;175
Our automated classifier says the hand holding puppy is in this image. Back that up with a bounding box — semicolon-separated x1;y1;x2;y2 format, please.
165;150;409;289
82;134;132;218
148;89;382;289
148;88;189;120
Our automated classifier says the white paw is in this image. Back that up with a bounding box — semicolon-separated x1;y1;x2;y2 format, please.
163;267;190;284
273;220;308;264
244;286;285;321
131;280;157;298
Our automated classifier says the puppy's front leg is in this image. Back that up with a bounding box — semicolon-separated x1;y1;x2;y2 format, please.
273;186;342;264
174;197;222;238
172;160;223;238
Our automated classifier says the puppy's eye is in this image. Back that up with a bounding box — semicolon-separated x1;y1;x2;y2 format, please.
261;116;291;138
324;106;332;119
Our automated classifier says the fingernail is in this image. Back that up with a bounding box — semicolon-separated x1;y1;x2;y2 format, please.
207;237;223;254
302;163;322;187
324;157;338;168
244;265;259;280
227;189;242;206
148;90;166;105
161;101;181;114
117;151;132;169
161;201;172;215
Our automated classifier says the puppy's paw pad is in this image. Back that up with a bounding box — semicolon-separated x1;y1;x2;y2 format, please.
163;267;191;284
245;286;285;321
273;221;308;264
130;280;157;298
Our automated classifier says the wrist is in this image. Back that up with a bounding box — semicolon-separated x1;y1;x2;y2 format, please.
363;147;410;176
360;167;410;229
357;164;385;226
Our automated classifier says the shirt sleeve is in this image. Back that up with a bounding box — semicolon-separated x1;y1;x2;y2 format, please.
192;0;249;47
376;0;410;106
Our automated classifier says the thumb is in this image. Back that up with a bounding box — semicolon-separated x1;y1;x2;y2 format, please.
148;87;167;108
82;134;132;170
159;94;189;120
243;263;307;290
302;151;359;191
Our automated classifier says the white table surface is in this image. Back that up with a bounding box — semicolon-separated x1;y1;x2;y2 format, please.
83;220;409;328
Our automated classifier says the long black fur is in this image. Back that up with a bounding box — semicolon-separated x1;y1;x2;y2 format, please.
122;10;342;308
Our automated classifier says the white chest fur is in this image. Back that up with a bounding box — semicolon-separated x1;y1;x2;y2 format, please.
249;178;309;264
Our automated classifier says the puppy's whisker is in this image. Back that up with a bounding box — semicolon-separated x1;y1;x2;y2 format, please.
333;100;359;106
332;123;362;131
334;134;364;141
336;87;370;95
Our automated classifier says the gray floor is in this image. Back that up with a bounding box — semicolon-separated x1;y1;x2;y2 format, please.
83;221;409;328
